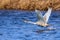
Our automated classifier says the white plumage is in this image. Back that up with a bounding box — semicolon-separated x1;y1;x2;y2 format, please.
24;8;52;27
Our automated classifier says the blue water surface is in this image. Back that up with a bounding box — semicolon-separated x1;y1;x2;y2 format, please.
0;10;60;40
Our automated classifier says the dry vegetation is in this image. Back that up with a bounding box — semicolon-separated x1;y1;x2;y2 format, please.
0;0;60;10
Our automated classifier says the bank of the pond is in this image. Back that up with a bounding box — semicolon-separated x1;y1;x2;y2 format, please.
0;0;60;10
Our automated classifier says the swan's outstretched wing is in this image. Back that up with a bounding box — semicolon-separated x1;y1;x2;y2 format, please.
43;8;52;23
35;10;44;21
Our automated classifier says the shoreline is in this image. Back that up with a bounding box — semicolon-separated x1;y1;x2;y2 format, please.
0;0;60;10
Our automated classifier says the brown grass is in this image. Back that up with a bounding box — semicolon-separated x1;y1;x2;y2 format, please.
0;0;60;10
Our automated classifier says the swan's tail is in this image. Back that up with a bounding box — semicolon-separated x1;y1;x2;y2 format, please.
24;20;36;24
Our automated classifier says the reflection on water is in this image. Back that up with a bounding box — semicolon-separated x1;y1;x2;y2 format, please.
0;10;60;40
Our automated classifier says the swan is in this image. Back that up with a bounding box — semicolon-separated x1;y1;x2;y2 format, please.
24;8;52;27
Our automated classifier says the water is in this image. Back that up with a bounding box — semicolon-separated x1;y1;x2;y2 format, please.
0;10;60;40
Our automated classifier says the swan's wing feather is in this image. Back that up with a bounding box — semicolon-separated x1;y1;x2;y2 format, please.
35;10;44;21
43;8;52;23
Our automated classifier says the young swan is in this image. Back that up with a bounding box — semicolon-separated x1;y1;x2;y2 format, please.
24;8;52;27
